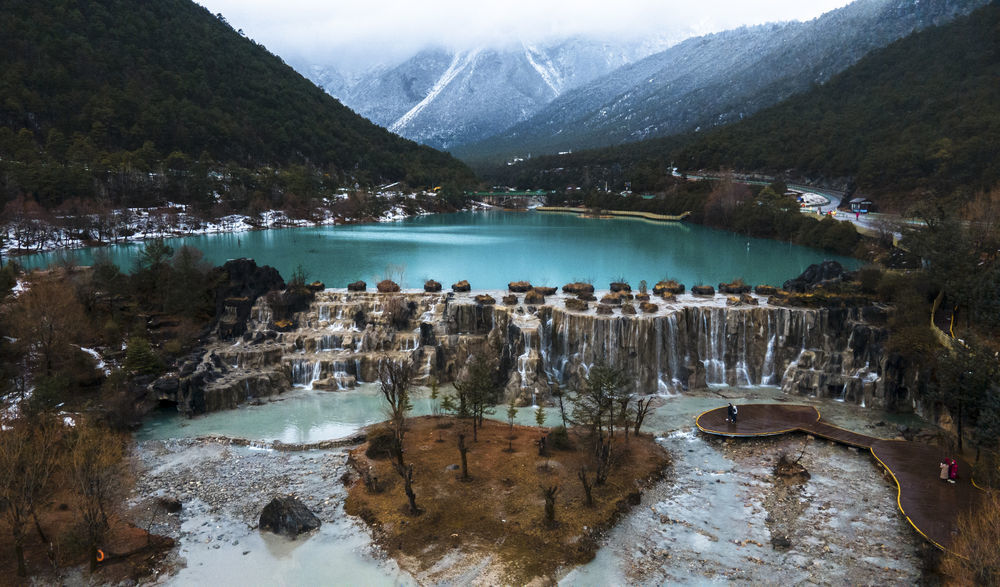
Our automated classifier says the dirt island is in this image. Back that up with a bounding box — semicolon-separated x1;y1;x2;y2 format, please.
344;415;671;584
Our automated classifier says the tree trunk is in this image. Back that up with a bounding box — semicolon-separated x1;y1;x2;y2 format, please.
578;468;594;507
402;464;418;515
32;510;48;544
14;529;26;577
458;434;470;480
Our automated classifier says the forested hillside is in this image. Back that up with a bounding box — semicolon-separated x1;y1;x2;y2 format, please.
0;0;475;210
677;2;1000;202
456;0;985;166
489;3;1000;205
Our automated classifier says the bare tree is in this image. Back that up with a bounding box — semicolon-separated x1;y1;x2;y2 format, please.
633;397;653;437
377;359;419;515
0;416;63;577
69;422;132;572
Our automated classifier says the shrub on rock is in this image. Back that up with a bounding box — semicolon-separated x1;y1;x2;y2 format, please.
502;294;518;305
562;282;594;295
475;294;496;305
452;280;471;292
609;282;631;293
600;293;622;306
653;280;684;295
424;280;442;292
596;304;614;315
621;303;637;315
565;298;588;311
640;301;659;313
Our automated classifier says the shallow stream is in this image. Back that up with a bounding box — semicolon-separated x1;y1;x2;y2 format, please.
135;385;926;585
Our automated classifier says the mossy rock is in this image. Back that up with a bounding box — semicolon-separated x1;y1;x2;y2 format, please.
621;303;637;315
307;281;325;292
660;291;677;302
740;293;759;305
577;292;597;301
600;293;622;306
640;301;659;313
377;279;400;293
691;285;715;296
562;282;594;295
635;293;650;302
653;280;684;295
596;304;614;315
452;280;471;292
609;281;631;293
565;298;588;312
475;294;496;305
754;285;778;296
424;280;442;292
347;280;366;292
502;294;518;305
718;280;750;294
508;281;533;292
726;296;742;306
534;286;557;296
524;290;545;305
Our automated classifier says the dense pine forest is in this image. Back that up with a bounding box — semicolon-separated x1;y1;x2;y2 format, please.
0;0;476;213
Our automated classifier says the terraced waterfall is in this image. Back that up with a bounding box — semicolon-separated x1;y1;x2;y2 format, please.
153;289;908;416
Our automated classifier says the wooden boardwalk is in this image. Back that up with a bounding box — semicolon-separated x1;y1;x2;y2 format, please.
696;404;982;552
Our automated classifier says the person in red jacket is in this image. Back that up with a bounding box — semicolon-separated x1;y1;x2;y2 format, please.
948;458;958;483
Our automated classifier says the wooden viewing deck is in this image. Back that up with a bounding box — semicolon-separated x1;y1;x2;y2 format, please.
695;404;983;552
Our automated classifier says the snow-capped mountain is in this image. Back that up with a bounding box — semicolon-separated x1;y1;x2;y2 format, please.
302;36;678;150
452;0;988;163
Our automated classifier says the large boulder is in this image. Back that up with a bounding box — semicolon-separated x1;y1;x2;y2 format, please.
424;280;442;292
259;496;321;539
609;282;631;293
474;294;496;305
347;280;367;292
534;286;558;296
691;285;715;296
508;281;533;293
452;280;471;292
783;261;847;293
565;298;588;312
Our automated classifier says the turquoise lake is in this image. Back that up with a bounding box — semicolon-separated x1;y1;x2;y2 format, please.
21;211;860;288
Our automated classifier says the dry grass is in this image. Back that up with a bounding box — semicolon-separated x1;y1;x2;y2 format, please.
940;490;1000;585
345;416;670;583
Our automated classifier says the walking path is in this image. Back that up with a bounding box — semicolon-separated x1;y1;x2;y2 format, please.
695;404;982;552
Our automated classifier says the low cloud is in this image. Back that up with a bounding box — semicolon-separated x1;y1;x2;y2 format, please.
198;0;853;69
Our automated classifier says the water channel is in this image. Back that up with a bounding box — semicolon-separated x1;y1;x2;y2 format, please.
22;210;859;288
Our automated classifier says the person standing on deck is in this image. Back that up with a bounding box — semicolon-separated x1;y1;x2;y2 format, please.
727;403;738;423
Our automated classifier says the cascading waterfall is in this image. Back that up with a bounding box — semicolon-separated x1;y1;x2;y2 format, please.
760;313;777;386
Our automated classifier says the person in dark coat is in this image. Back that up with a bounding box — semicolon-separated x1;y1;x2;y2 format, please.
727;403;738;423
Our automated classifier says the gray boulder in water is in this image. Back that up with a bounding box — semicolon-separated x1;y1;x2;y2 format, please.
259;495;321;539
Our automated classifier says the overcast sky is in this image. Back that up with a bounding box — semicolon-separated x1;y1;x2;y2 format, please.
196;0;854;70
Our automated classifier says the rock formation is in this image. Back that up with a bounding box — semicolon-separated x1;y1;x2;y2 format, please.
156;288;912;416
